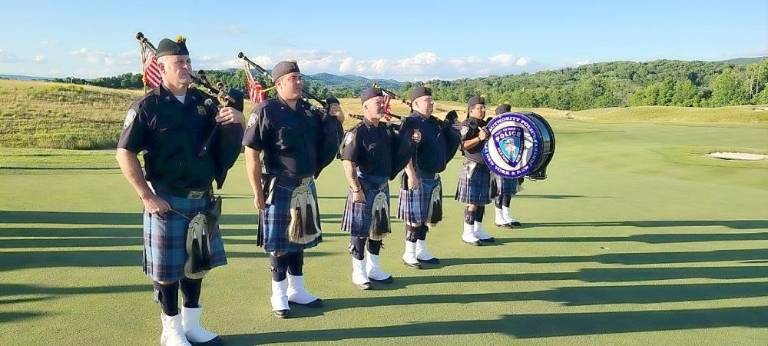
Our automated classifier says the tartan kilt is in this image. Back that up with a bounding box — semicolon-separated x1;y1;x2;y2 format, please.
491;173;519;199
259;180;322;253
455;161;491;205
341;175;390;237
397;174;442;226
143;191;227;282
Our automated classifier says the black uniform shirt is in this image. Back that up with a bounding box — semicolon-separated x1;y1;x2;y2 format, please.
340;118;394;177
118;85;218;191
399;112;448;176
459;117;487;165
242;97;325;178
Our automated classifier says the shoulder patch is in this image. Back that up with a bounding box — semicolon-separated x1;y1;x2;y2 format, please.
460;126;469;137
246;113;258;129
124;109;137;129
344;131;355;145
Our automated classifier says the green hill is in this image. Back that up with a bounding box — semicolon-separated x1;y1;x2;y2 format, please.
2;79;767;150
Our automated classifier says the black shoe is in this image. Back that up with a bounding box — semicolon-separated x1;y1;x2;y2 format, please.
289;298;323;307
194;335;224;345
511;221;521;227
478;237;495;242
418;257;440;264
403;260;422;269
273;309;290;318
369;276;394;284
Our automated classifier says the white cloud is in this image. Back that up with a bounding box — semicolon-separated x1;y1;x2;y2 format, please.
225;25;246;35
19;47;539;80
70;48;136;67
0;49;19;63
573;60;592;67
489;53;515;66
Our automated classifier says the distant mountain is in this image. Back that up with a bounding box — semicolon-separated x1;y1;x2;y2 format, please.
410;57;768;110
717;56;767;66
0;74;50;81
305;73;402;90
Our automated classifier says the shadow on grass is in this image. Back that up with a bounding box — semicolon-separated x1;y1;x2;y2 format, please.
0;249;338;271
315;282;768;314
0;312;42;324
0;283;147;297
519;219;768;230
223;306;768;343
0;210;342;226
264;279;768;320
495;232;768;244
441;248;768;266
390;265;768;287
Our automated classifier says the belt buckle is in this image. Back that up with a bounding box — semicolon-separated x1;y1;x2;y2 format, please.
187;190;205;199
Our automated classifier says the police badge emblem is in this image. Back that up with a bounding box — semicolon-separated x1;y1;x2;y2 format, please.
197;105;207;116
482;112;555;179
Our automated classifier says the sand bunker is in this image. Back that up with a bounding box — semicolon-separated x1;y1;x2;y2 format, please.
707;152;768;161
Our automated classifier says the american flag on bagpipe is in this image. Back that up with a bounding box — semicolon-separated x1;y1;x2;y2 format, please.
137;38;162;90
243;62;267;104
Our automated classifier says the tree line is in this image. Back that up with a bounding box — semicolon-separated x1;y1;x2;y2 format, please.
52;58;768;110
400;59;768;110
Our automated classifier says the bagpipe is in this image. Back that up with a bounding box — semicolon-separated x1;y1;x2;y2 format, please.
134;32;244;181
237;51;329;110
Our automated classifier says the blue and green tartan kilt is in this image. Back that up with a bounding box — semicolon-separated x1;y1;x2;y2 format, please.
143;190;227;282
341;174;390;237
491;173;519;199
259;180;322;253
455;161;491;205
397;174;441;226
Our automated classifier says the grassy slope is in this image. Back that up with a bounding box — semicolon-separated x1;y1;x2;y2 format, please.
0;115;766;345
2;79;767;151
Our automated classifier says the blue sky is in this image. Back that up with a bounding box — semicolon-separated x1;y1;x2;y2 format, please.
1;0;766;80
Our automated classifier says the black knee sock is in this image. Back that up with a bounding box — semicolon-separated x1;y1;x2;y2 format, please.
405;225;419;243
287;251;304;276
502;194;511;208
476;206;485;222
416;224;428;240
153;281;179;316
270;253;289;281
350;237;366;260
464;206;475;225
179;278;202;309
367;239;382;255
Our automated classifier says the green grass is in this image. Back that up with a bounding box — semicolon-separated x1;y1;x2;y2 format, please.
1;116;767;345
2;79;767;151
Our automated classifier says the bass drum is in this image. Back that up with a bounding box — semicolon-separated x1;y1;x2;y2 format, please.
481;112;555;180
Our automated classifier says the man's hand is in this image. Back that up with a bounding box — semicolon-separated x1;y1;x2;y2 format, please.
408;174;421;191
411;129;422;144
478;128;489;141
216;107;244;126
352;190;365;203
253;194;265;211
142;194;170;216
